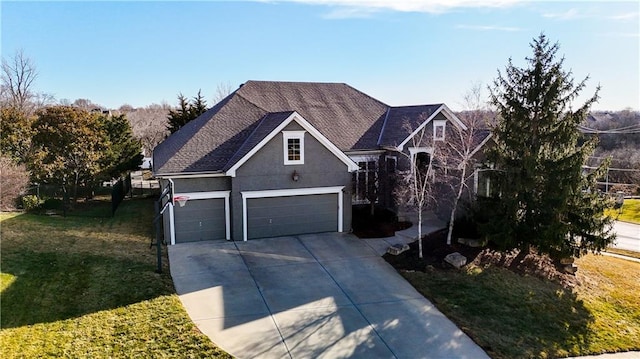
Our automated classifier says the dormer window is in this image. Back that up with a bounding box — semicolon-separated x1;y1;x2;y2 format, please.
433;120;446;141
283;131;305;165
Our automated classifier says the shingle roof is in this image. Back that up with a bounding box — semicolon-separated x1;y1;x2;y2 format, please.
222;111;295;172
153;81;446;175
153;93;268;174
377;105;443;147
235;81;389;150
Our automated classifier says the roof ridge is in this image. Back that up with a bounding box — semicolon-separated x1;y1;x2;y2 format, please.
235;86;269;113
244;80;349;86
377;107;391;146
222;112;270;171
390;103;443;109
342;82;389;108
222;111;296;172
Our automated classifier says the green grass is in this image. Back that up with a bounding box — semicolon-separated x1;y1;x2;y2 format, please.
606;248;640;260
606;198;640;224
0;199;231;358
401;255;640;359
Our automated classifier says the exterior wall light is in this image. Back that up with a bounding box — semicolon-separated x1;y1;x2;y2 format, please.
292;170;300;182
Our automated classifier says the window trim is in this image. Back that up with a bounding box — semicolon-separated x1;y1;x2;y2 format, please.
350;155;378;205
282;131;305;165
433;120;446;141
385;155;397;174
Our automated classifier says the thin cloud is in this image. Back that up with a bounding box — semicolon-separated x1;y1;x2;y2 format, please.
608;12;640;20
456;24;523;32
280;0;524;15
600;32;640;38
322;6;379;19
542;8;581;20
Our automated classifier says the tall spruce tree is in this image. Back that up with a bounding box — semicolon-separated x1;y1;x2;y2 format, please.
166;90;208;134
485;34;614;259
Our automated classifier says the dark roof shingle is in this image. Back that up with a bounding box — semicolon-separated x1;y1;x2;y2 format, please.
377;104;443;147
153;81;446;175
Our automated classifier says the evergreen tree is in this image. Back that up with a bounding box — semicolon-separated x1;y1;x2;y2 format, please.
189;90;207;119
485;34;614;259
166;90;208;134
166;93;190;134
99;113;143;179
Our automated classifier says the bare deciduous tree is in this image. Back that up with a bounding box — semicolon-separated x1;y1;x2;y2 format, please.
213;81;235;104
1;50;38;113
1;50;54;114
393;121;439;259
441;84;491;245
123;103;171;155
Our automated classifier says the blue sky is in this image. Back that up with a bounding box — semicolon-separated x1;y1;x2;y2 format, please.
2;1;638;111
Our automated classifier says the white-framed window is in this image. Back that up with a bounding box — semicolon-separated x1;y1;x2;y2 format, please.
385;155;397;174
282;131;305;165
474;165;494;197
433;120;446;141
350;155;378;204
408;147;435;182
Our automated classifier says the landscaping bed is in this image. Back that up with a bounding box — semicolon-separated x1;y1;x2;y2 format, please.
384;228;640;358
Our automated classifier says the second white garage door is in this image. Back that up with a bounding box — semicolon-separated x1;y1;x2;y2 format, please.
246;193;338;240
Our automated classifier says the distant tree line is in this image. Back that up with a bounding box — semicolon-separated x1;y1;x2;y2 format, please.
1;49;235;210
0;51;142;209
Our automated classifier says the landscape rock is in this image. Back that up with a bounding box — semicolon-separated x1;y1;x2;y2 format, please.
387;243;410;256
457;237;487;248
445;252;467;268
560;257;575;265
564;264;578;274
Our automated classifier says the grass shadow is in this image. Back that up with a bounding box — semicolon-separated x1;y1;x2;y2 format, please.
0;197;174;329
0;250;173;329
397;262;596;358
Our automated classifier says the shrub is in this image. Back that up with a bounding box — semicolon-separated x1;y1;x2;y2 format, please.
21;195;40;212
42;198;63;210
0;156;30;211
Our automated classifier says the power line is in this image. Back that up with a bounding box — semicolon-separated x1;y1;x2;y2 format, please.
582;165;640;172
578;124;640;134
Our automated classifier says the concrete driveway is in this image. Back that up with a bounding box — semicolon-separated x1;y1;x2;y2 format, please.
611;221;640;252
168;233;489;359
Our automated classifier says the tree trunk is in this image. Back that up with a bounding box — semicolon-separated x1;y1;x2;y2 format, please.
72;171;80;204
418;208;423;258
447;166;467;245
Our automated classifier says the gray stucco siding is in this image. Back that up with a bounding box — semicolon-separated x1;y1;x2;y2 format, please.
233;122;349;189
230;122;353;240
172;177;231;193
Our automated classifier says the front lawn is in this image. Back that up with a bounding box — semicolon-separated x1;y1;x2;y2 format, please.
0;199;231;358
397;253;640;358
606;198;640;224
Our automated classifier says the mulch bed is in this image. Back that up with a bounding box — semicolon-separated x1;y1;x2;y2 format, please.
383;228;484;270
383;228;577;288
353;206;576;286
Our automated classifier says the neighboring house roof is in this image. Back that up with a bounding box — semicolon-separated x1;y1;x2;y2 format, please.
153;80;459;176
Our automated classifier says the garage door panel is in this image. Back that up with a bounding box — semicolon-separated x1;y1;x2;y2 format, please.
247;193;338;240
174;198;226;243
